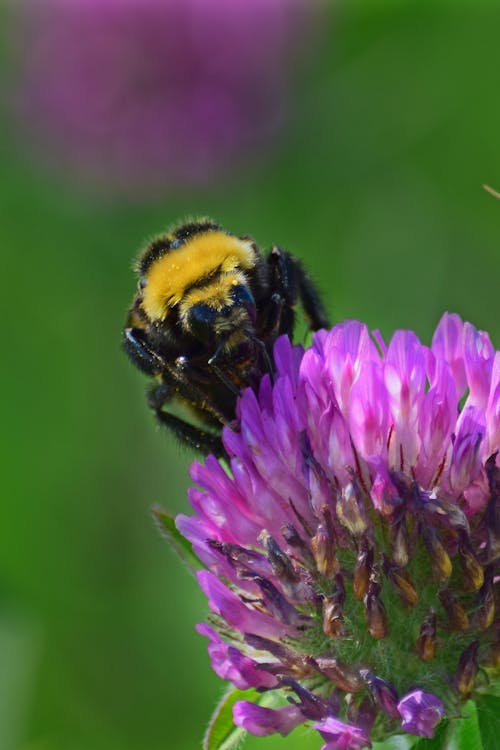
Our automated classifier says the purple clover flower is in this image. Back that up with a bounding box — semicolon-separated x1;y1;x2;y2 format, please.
315;716;371;750
12;0;312;195
177;313;500;747
397;690;445;739
233;701;304;737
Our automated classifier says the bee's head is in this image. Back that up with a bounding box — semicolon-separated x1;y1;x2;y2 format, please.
186;283;257;349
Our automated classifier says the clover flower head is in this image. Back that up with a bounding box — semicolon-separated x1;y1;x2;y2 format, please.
177;313;500;748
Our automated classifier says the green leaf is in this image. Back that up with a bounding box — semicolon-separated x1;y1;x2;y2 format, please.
152;506;204;575
476;694;500;750
477;672;500;698
203;686;258;750
373;734;416;750
444;701;483;750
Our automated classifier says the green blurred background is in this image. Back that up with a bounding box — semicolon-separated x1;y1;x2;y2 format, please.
2;2;500;749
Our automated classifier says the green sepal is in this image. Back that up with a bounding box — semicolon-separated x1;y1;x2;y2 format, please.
203;686;258;750
152;506;205;576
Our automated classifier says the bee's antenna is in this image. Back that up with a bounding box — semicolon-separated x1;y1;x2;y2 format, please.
483;184;500;199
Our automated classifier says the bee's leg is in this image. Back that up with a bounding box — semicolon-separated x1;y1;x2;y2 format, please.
266;248;296;335
125;329;227;455
147;381;173;411
123;327;164;375
148;382;225;457
245;292;283;381
156;411;225;457
259;293;283;338
251;335;275;378
267;247;330;332
207;349;241;397
169;356;231;425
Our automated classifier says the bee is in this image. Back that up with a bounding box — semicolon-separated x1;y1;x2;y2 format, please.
123;219;329;457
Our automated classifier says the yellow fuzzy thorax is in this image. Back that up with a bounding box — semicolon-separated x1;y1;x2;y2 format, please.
141;231;256;321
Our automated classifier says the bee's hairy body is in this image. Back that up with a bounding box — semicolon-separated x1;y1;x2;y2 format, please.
123;219;329;457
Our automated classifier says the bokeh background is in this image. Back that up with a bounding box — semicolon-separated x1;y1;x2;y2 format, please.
2;1;500;749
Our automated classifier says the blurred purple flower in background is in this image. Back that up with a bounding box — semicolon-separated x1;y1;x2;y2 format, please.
177;313;500;747
10;0;316;195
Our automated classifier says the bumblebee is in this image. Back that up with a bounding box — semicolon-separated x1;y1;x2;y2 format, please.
123;219;329;457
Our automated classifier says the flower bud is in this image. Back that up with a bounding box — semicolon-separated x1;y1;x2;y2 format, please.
322;595;345;639
279;678;330;721
416;609;437;662
422;527;452;582
337;480;369;537
454;641;479;696
485;453;500;560
364;578;388;640
311;508;339;577
458;531;484;591
353;541;373;601
383;554;418;607
315;657;364;693
389;503;410;567
259;531;299;584
252;575;303;626
361;671;400;720
438;589;469;631
346;695;376;735
281;523;315;566
472;566;495;630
